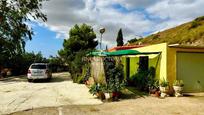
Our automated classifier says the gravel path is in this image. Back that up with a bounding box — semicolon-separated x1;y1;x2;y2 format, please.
0;72;102;115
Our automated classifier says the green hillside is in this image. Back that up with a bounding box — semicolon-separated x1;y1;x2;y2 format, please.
130;16;204;46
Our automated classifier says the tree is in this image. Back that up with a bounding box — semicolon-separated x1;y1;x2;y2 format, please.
0;0;47;57
58;24;98;81
0;0;47;76
116;28;124;46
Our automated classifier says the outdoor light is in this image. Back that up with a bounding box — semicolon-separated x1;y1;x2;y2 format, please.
99;28;105;50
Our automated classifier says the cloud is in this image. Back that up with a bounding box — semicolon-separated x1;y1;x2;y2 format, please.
37;0;204;48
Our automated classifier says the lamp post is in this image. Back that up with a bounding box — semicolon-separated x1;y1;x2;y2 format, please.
99;28;105;50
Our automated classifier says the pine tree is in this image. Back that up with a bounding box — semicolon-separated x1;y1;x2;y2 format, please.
116;28;124;46
105;45;108;51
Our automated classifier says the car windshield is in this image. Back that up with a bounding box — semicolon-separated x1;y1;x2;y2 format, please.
31;65;46;69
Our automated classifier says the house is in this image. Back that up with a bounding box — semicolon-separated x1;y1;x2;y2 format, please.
121;43;204;92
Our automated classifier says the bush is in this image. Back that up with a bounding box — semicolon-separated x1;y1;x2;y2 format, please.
189;21;201;29
89;83;103;95
195;16;204;22
103;57;125;93
129;66;156;91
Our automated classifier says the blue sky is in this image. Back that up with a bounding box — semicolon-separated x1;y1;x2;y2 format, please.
25;24;63;58
25;0;204;58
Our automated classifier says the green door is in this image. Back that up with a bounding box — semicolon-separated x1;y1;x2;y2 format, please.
177;52;204;92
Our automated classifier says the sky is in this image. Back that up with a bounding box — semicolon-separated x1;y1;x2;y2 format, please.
25;0;204;58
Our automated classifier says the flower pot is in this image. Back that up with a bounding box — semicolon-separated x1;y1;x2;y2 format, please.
149;87;157;94
96;92;105;100
112;92;119;97
104;92;111;99
173;86;183;97
159;86;169;97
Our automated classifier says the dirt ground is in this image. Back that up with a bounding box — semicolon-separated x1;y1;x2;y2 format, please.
2;73;204;115
0;72;102;115
11;96;204;115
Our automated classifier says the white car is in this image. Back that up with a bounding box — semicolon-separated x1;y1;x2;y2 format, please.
27;63;52;82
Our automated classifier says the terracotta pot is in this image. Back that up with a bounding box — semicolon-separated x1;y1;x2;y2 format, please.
97;92;105;100
112;92;119;97
149;88;157;94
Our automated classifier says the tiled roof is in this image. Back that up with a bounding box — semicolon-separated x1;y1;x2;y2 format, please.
108;45;145;52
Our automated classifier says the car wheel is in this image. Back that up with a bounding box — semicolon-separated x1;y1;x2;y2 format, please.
28;79;32;82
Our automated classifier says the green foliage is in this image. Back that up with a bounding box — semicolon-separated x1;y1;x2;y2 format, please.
1;52;48;75
147;67;159;90
103;57;125;93
83;63;91;82
116;28;124;46
48;56;68;72
89;83;103;96
130;66;156;91
0;0;48;76
148;79;159;90
190;21;201;29
127;38;138;44
0;0;47;58
58;24;98;83
195;16;204;22
173;80;184;87
159;79;169;87
130;70;149;91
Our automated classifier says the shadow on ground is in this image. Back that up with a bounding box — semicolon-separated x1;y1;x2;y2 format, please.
120;86;149;100
0;72;72;83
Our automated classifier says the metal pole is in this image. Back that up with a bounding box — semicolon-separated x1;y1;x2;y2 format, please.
100;33;102;50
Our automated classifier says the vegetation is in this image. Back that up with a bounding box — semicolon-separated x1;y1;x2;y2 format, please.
173;80;184;87
103;57;125;93
129;67;156;91
159;79;169;87
0;0;47;58
127;37;143;44
48;56;68;73
129;16;204;45
1;52;48;76
89;83;103;96
58;24;98;83
116;28;124;46
0;0;48;76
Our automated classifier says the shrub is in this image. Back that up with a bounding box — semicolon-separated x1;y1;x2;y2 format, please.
130;70;149;91
103;57;125;93
189;21;201;29
89;83;103;96
129;66;156;91
195;16;204;22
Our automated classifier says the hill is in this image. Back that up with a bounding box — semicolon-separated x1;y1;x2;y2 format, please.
129;16;204;46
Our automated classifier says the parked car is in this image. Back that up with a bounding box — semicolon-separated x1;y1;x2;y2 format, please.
27;63;52;82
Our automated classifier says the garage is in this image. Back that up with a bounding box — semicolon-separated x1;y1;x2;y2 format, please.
177;52;204;92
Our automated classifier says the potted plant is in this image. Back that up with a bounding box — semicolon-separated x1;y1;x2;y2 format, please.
89;83;105;100
103;57;125;101
173;80;184;97
148;79;160;97
159;79;169;97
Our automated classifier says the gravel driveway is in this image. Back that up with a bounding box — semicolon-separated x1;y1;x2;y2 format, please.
0;72;102;115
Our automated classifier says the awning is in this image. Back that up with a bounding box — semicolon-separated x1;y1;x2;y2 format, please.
87;51;109;56
107;50;140;56
87;50;161;57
